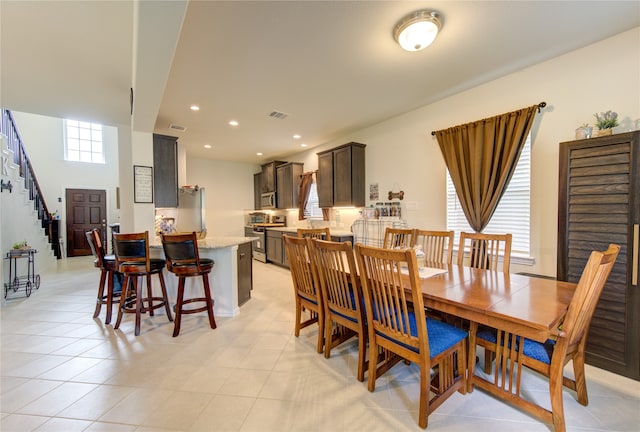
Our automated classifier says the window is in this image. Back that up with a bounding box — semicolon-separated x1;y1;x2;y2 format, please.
64;120;104;163
304;182;324;219
446;134;531;260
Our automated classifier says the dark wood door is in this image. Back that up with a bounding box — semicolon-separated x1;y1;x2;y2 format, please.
66;188;107;257
153;134;178;208
317;151;333;207
558;131;639;380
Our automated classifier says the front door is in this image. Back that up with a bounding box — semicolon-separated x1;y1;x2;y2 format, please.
65;188;107;257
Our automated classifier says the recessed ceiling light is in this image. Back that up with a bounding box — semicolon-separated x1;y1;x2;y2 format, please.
256;152;263;156
293;134;301;139
229;120;239;126
190;105;200;111
204;144;212;149
300;143;308;147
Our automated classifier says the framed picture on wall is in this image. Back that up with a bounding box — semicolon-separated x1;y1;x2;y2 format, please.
133;165;153;203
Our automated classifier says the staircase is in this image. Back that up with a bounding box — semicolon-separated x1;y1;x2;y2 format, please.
1;110;58;276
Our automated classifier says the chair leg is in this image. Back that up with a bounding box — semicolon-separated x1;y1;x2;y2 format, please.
134;277;143;336
323;318;333;359
572;351;589;406
484;350;494;374
294;301;302;337
550;366;567;432
367;340;378;392
356;330;366;382
114;275;131;330
146;274;154;316
93;269;107;319
467;322;478;393
158;272;173;321
316;308;324;354
173;277;185;337
418;362;429;429
202;273;217;330
105;270;114;325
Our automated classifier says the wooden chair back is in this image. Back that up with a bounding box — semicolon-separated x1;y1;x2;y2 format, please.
355;244;426;353
161;231;211;274
310;239;361;324
297;227;331;240
414;229;454;264
457;231;512;272
309;238;367;380
283;234;319;304
382;227;415;249
113;231;151;272
562;244;620;350
86;228;107;268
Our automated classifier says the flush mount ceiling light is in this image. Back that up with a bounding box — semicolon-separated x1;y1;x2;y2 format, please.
394;10;442;52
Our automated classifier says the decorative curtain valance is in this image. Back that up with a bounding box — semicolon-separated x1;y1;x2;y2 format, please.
433;103;543;232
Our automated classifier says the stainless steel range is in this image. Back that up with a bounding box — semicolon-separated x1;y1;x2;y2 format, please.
244;215;286;262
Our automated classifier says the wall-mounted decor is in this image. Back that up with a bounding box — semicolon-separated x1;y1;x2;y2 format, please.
133;165;153;203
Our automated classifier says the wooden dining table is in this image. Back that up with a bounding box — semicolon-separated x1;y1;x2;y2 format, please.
413;263;577;427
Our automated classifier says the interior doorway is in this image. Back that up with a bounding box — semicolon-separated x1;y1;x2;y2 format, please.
65;188;107;257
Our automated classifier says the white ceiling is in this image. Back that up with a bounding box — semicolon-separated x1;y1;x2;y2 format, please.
2;1;639;164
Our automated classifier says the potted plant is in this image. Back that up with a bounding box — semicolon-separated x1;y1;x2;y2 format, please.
575;123;592;139
593;110;619;136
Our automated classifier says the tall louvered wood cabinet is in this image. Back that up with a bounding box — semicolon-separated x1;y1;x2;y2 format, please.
557;131;639;380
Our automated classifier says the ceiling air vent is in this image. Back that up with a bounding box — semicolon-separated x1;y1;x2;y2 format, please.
269;111;288;120
169;124;187;132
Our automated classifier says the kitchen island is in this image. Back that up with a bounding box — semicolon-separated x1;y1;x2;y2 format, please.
151;236;256;317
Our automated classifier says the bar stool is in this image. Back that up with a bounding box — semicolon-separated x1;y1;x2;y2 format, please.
113;231;173;336
161;232;216;337
86;229;120;325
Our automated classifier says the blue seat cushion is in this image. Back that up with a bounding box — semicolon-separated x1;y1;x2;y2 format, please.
376;311;467;359
476;327;556;364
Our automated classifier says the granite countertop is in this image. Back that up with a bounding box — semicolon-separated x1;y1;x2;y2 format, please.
266;227;353;237
151;236;256;250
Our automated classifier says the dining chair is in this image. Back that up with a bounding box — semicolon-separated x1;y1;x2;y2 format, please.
297;227;331;240
470;244;620;432
282;234;324;353
382;227;415;249
113;231;174;336
414;229;454;265
354;244;468;429
308;238;367;381
457;231;512;273
161;232;216;337
86;228;120;325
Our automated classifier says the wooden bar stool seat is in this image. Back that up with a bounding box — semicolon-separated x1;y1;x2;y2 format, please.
86;229;121;325
161;232;216;337
113;231;173;336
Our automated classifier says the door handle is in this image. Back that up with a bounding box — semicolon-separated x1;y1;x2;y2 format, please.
632;224;638;286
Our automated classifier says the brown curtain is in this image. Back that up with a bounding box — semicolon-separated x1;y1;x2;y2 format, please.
434;104;539;232
297;172;315;220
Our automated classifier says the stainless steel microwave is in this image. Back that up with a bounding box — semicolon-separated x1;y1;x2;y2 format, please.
260;192;276;209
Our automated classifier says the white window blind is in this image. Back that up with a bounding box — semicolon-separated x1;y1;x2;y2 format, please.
304;182;323;219
64;119;104;163
446;134;531;257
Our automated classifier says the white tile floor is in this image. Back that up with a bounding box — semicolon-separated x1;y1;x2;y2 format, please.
1;256;639;431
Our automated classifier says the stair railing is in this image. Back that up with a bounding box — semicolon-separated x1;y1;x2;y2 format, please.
1;109;56;247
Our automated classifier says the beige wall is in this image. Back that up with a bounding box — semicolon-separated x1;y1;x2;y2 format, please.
289;27;640;276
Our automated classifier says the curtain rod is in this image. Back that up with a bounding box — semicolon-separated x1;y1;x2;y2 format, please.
430;102;547;136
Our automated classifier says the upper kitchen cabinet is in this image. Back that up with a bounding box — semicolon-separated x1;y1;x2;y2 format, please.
254;172;262;210
317;142;366;207
153;134;178;208
261;161;287;193
276;162;303;209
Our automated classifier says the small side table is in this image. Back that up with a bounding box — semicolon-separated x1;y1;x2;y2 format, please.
4;248;40;298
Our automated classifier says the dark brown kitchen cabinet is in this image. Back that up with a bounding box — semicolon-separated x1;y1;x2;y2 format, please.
153;134;178;207
317;142;366;208
276;162;303;209
557;131;640;380
261;161;286;194
237;241;252;306
266;229;284;266
254;172;262;210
